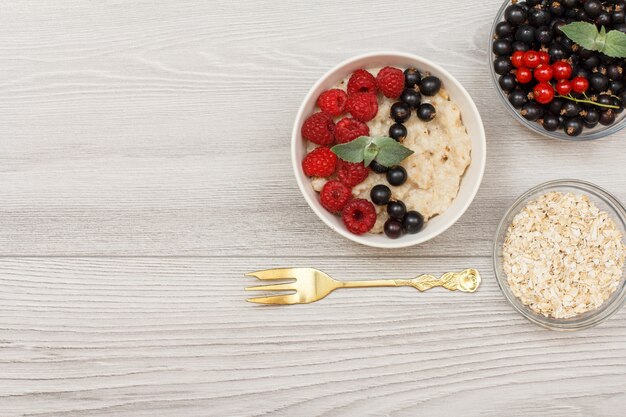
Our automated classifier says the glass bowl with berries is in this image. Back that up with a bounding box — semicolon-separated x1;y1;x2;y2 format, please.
490;0;626;140
292;52;486;248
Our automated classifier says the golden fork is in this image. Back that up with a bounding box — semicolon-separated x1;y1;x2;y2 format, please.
245;267;481;305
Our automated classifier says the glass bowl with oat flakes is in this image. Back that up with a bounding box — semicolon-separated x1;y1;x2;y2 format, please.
494;179;626;330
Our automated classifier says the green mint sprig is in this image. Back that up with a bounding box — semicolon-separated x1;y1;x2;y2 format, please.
560;22;626;58
331;136;414;168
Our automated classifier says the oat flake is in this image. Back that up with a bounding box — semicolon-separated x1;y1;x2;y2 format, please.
502;192;625;319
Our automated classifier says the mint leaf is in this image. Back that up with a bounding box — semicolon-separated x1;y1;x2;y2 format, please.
372;137;414;167
331;135;414;167
363;142;378;167
602;29;626;57
597;25;608;50
560;22;599;50
330;136;370;163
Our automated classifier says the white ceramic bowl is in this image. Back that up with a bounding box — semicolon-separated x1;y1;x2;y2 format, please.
291;52;486;248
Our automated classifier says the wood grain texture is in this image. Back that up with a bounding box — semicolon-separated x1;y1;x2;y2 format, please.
1;258;625;417
1;0;626;416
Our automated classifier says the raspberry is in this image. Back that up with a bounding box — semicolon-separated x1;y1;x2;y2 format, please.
302;147;337;177
335;117;370;143
347;69;377;95
376;66;404;99
317;89;348;117
342;199;376;235
346;93;378;122
301;112;335;145
337;160;369;186
320;180;351;213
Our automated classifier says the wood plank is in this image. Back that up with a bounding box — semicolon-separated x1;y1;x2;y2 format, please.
1;0;626;257
0;257;624;416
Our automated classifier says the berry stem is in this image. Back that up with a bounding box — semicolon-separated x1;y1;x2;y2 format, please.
557;93;619;109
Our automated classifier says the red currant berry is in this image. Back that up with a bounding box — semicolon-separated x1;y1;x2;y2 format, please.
534;64;554;82
571;76;589;93
516;67;533;84
511;51;525;68
552;60;572;80
538;51;550;65
523;50;541;68
555;79;572;95
533;82;555;104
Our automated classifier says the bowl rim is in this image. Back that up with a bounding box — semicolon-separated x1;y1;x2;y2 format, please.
492;179;626;330
291;51;486;249
488;0;626;141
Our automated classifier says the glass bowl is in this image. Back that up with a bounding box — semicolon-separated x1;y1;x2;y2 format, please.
489;0;626;141
493;179;626;330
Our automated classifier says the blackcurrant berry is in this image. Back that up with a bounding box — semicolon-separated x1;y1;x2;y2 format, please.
563;117;583;136
548;43;568;61
549;2;565;16
597;94;612;106
504;4;528;26
559;36;575;52
384;219;403;239
402;211;424;234
521;101;544;121
387;200;407;220
515;25;535;43
512;41;530;52
607;64;623;81
404;68;421;88
419;76;441;96
495;21;515;38
595;11;611;27
535;26;553;44
600;109;616;125
417;103;436;121
584;0;602;18
589;72;609;93
583;108;600;125
583;55;600;70
609;80;624;94
389;123;407;141
613;9;626;24
370;184;391;205
494;55;513;75
552;19;567;36
564;9;576;19
386;166;407;186
369;160;388;173
508;89;528;108
542;114;561;131
390;102;411;123
548;97;564;115
528;8;551;26
400;88;421;108
573;67;591;79
561;101;581;117
499;73;518;92
576;9;589;22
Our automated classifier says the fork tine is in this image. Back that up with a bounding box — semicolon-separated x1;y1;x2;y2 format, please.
245;283;296;292
246;293;301;305
245;268;297;280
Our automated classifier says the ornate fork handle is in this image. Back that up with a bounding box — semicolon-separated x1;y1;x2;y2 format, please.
397;268;480;292
340;269;480;293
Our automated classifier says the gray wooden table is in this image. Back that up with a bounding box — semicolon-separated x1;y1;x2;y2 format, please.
1;1;626;416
